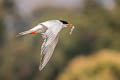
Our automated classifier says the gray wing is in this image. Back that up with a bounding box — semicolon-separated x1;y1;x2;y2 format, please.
39;29;59;71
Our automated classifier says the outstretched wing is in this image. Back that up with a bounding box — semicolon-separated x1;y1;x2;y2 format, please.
39;29;59;71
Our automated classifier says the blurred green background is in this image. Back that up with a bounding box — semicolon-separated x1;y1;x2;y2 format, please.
0;0;120;80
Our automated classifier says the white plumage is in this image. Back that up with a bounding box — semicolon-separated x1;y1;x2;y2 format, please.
16;20;75;71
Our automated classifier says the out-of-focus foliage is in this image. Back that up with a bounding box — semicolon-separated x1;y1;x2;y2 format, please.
1;0;120;80
57;49;120;80
0;15;5;46
0;1;5;46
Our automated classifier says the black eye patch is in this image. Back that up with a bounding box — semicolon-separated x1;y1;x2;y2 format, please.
59;20;68;24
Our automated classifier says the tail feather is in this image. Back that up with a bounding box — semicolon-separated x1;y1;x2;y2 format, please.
16;31;30;37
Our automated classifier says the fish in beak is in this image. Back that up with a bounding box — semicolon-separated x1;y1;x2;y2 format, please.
67;24;75;35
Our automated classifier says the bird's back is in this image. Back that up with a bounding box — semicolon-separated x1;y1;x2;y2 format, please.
41;20;62;28
41;20;63;34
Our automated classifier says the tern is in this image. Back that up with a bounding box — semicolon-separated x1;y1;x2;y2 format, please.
16;20;75;71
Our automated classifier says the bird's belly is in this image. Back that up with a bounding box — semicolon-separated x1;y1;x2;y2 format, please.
37;27;47;33
30;25;47;33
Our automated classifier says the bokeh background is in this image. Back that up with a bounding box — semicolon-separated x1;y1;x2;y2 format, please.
0;0;120;80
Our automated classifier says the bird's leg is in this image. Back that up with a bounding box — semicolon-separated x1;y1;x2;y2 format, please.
29;31;37;34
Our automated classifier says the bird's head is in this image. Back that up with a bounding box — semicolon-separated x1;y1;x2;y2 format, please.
59;20;75;35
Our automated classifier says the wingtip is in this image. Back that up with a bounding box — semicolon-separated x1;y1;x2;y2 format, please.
39;66;44;71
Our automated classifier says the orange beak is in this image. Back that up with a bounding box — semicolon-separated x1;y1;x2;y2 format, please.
67;24;73;29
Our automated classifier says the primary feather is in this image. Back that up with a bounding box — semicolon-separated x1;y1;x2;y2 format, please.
39;20;62;70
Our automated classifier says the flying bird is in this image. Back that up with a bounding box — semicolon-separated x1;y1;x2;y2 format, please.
16;20;75;71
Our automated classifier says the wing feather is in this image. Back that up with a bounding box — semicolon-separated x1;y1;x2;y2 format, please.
39;30;59;71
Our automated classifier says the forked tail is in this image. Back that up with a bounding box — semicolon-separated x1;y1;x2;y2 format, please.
16;30;30;37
